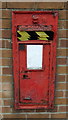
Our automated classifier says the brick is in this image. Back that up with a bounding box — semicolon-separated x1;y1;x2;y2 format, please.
36;109;46;112
2;30;11;39
2;83;13;91
2;107;12;113
2;2;6;8
55;98;66;104
56;75;65;82
2;91;13;98
0;19;2;29
7;2;65;9
59;21;66;29
0;107;2;113
2;10;11;19
57;49;67;56
7;2;35;8
2;58;12;66
2;19;11;29
2;67;12;74
2;50;12;58
59;10;67;20
0;99;2;106
0;92;2;98
57;58;67;65
5;40;12;49
60;40;68;47
2;76;13;82
58;30;67;38
0;68;2;75
55;91;63;97
3;99;14;106
2;40;5;48
0;10;2;18
51;113;66;118
3;114;26;118
58;106;66;112
57;66;66;74
2;40;11;49
56;83;66;90
0;76;2;82
27;114;49;118
66;75;68;82
65;2;68;10
0;1;2;8
0;59;2;66
0;84;2;91
0;2;6;9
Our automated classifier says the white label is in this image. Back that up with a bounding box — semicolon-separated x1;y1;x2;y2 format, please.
27;45;43;70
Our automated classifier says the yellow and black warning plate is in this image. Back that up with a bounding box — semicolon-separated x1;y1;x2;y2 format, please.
17;31;54;41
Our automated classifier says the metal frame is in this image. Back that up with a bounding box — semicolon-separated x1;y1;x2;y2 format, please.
12;11;58;109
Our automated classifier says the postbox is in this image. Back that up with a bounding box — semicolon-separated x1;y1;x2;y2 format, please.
12;11;58;109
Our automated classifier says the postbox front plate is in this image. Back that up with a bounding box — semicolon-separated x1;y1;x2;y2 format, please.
12;11;58;109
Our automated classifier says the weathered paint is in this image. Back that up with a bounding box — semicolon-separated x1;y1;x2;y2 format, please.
12;11;58;109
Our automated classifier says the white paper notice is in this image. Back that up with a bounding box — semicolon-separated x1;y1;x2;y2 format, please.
27;45;43;70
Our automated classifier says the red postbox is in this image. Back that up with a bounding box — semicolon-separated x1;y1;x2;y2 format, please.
12;11;58;109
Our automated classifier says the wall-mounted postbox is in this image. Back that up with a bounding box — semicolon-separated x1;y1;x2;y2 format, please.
12;11;58;109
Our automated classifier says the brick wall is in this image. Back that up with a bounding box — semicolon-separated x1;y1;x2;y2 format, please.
0;2;68;119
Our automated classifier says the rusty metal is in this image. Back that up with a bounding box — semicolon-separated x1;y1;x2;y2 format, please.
12;11;58;109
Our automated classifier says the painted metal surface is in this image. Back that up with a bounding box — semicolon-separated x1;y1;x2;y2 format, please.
12;11;58;109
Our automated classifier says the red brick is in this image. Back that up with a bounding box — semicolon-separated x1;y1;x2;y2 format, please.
56;75;65;82
2;83;12;91
51;113;66;118
2;67;12;74
58;106;66;112
0;92;2;98
3;114;26;118
57;58;67;65
2;107;12;113
56;83;66;90
3;99;14;106
2;50;12;58
2;30;11;39
59;21;66;29
2;10;11;18
0;100;2;106
60;40;68;47
55;91;63;97
0;59;2;66
2;91;13;98
7;2;65;9
0;1;2;8
57;66;66;74
2;2;6;8
59;10;67;19
2;19;11;29
58;30;67;38
27;114;49;118
0;76;2;82
57;49;67;56
0;19;2;29
5;40;12;49
2;76;13;82
0;84;2;91
55;98;66;104
2;58;12;66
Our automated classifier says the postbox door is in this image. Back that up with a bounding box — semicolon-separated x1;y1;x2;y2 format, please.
19;43;50;105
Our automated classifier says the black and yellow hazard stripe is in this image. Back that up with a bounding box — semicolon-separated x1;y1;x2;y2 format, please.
17;31;54;41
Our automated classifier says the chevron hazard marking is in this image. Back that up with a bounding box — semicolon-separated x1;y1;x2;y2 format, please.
36;32;49;40
17;31;51;41
17;31;30;41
